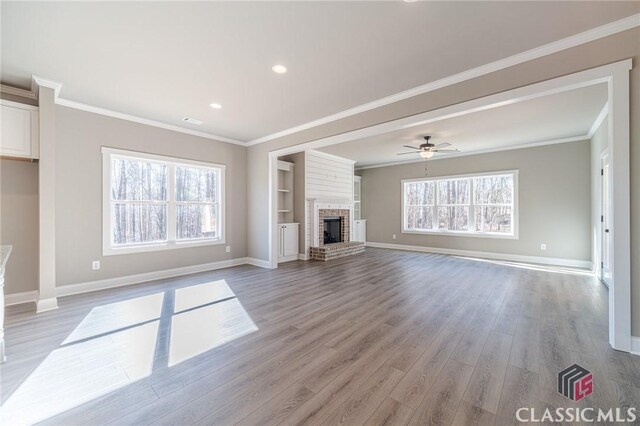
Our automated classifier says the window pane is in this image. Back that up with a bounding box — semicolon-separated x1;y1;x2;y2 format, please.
177;204;218;240
111;158;167;201
405;182;434;205
437;206;469;231
175;166;217;203
474;175;513;205
437;179;470;205
475;206;512;233
406;206;434;230
112;203;167;245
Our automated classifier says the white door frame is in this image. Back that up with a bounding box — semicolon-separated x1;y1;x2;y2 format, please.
600;148;612;287
267;59;632;352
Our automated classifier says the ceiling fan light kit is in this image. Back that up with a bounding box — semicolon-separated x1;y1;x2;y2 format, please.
394;135;461;176
396;135;460;158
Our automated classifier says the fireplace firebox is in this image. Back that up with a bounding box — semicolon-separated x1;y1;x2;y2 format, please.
323;217;342;245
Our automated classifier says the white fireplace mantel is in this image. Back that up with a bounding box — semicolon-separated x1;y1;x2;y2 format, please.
309;198;354;247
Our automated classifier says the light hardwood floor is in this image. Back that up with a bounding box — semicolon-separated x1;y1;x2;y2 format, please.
2;248;639;425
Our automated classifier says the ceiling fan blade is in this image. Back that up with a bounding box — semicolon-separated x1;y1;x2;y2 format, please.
434;149;460;153
396;151;419;155
435;142;451;148
402;145;422;150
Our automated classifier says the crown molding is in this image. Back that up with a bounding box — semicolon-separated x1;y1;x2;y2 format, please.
588;102;609;139
56;98;246;146
32;75;63;99
354;135;589;170
247;13;640;146
0;84;37;100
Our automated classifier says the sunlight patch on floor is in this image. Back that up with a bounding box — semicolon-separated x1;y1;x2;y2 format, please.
169;297;258;367
1;280;258;424
174;279;236;313
1;321;159;426
63;293;164;344
456;256;595;277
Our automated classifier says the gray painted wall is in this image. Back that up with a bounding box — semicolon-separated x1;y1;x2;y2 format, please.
55;106;247;286
0;159;39;294
359;141;591;261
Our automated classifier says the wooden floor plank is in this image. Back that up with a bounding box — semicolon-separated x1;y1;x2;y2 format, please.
1;248;634;426
366;397;415;426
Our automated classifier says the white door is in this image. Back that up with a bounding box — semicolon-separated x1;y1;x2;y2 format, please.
282;224;299;257
601;152;612;286
353;220;366;242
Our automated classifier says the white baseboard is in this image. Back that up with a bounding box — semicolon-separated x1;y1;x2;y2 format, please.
57;257;260;298
298;254;309;261
246;257;273;269
631;336;640;356
365;241;593;269
277;254;300;263
4;290;38;306
36;297;59;313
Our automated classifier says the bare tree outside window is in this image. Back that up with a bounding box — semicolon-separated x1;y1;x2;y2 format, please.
175;166;219;240
437;178;470;231
107;151;223;252
403;172;515;236
474;175;513;233
111;158;168;245
405;181;434;230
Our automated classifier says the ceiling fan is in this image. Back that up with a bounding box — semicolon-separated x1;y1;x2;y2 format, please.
396;136;460;159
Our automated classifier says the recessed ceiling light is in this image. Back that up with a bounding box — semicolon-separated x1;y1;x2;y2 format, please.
272;64;288;74
209;103;222;109
403;0;418;2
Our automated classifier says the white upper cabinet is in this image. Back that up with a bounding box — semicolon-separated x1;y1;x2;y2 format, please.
1;100;39;159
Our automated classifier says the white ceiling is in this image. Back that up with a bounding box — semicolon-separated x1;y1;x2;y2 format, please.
1;2;637;142
320;83;607;168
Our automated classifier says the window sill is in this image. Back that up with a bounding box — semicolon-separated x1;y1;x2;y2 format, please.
103;238;226;256
402;229;518;240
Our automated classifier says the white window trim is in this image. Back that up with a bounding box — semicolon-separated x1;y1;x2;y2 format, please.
102;147;226;256
401;169;519;240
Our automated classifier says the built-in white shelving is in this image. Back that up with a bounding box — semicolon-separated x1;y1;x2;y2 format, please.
277;160;295;224
277;159;299;262
353;175;366;242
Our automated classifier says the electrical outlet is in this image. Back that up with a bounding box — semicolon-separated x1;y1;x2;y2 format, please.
225;246;231;253
92;260;101;270
392;234;397;240
540;243;547;251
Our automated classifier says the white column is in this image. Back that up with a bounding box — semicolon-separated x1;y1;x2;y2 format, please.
34;77;62;313
608;65;632;352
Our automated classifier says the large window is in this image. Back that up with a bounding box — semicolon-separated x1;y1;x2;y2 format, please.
103;148;225;255
403;171;517;238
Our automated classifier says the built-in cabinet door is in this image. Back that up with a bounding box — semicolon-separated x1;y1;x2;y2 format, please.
278;226;285;258
0;101;39;159
283;224;299;257
278;223;299;259
353;220;366;242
